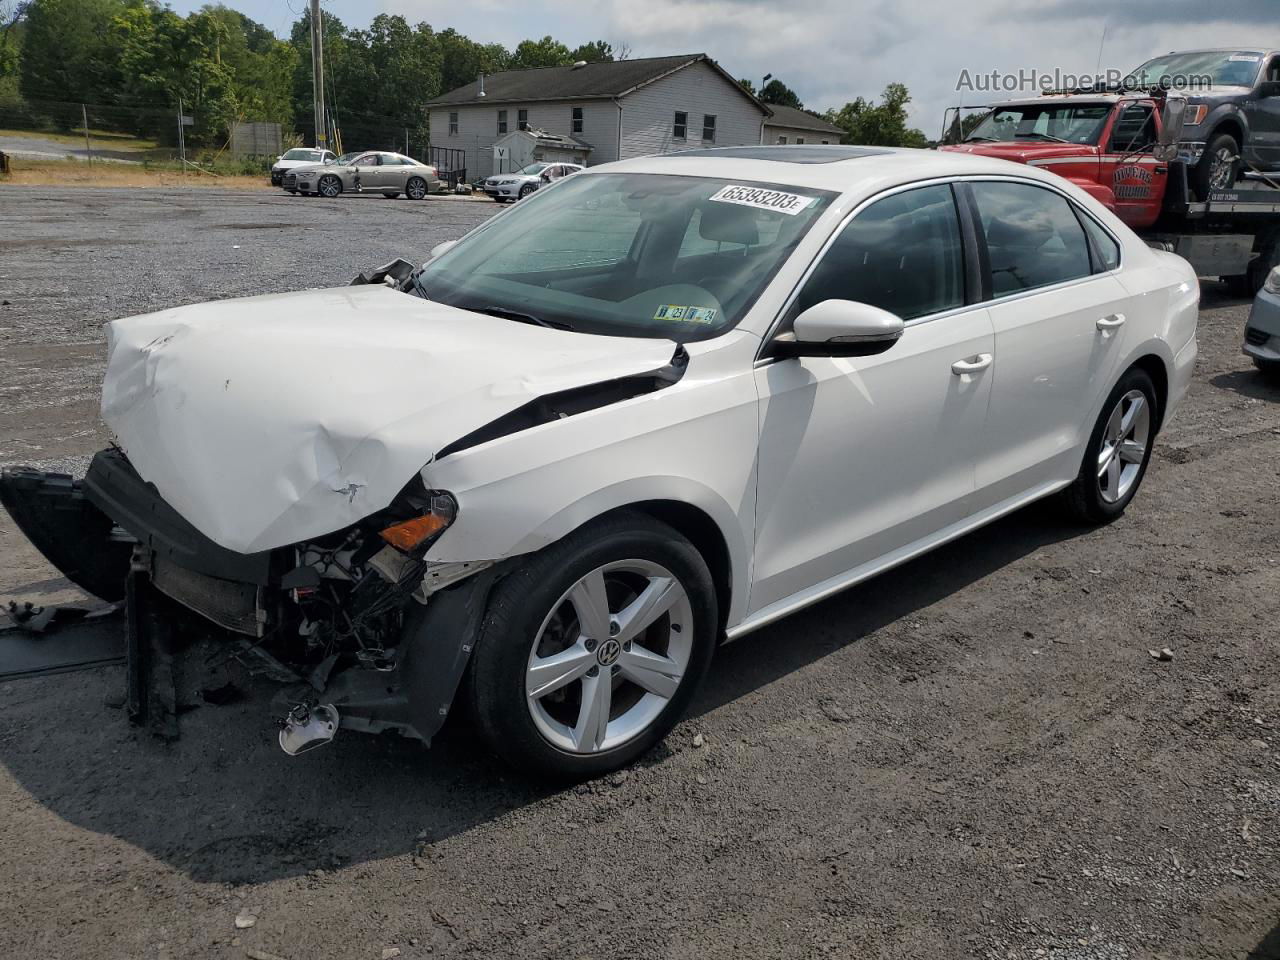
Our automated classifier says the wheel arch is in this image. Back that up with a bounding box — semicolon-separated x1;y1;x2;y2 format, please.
1128;353;1170;432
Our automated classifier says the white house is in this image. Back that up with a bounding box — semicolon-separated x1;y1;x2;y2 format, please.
426;54;772;180
762;104;844;145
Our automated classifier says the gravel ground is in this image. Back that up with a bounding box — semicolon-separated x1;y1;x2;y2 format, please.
0;186;1278;960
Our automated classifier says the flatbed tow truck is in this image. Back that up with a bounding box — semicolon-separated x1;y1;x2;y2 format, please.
941;90;1280;293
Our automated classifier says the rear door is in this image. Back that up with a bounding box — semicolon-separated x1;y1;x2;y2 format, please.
965;179;1134;509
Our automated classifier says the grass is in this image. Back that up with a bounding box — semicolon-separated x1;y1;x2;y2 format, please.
0;127;162;151
0;155;272;190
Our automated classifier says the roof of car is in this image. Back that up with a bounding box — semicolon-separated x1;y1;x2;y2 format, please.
596;145;1078;195
761;104;844;135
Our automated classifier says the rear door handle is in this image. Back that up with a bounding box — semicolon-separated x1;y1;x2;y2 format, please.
1096;313;1126;330
951;353;993;375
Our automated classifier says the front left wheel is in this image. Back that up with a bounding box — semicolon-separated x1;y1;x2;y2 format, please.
465;512;718;779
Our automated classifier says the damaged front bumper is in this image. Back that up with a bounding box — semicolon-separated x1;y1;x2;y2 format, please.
0;448;498;748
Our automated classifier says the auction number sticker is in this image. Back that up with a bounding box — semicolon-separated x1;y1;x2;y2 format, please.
708;185;815;216
1229;54;1261;62
654;304;718;324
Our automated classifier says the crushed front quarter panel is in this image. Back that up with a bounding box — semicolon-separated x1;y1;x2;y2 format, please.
101;285;676;554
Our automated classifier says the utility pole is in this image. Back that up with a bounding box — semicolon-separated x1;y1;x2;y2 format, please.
81;103;93;164
176;97;186;173
310;0;327;150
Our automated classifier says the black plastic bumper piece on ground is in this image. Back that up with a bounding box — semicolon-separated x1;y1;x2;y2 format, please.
0;467;133;602
84;449;274;585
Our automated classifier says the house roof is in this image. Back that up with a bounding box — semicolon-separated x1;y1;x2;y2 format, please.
426;53;768;115
762;104;843;135
498;128;594;152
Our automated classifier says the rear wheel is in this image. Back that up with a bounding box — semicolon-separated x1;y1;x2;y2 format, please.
465;512;717;778
1193;132;1240;200
318;174;342;198
406;176;428;200
1061;367;1158;524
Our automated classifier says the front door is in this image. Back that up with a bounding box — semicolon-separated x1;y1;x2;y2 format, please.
750;183;995;616
1245;54;1280;170
965;179;1134;507
1099;101;1168;229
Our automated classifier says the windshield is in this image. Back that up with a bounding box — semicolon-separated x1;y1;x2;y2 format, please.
414;172;836;341
282;149;323;161
518;162;551;175
966;104;1111;144
1129;51;1264;88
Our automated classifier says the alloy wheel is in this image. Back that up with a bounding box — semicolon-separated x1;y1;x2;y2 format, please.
1208;146;1236;190
319;176;341;198
525;560;693;754
406;177;427;200
1096;389;1151;504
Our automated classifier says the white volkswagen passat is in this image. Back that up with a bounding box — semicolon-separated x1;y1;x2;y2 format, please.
0;146;1199;777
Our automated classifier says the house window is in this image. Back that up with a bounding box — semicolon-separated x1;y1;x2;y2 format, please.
497;110;508;135
796;137;805;144
776;135;787;144
572;106;583;134
821;139;830;145
448;112;458;136
702;114;716;142
518;108;528;131
673;111;687;140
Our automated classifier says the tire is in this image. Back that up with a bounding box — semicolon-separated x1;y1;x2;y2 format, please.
405;176;428;200
465;511;718;779
517;183;535;200
1061;367;1158;524
317;174;342;198
1193;132;1240;200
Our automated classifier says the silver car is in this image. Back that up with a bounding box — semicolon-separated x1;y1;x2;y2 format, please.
1244;264;1280;376
283;151;442;200
482;162;582;202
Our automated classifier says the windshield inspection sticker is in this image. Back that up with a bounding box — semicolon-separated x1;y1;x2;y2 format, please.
708;185;815;216
1229;54;1261;62
654;304;718;324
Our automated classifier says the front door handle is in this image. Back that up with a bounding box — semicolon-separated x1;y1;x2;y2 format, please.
951;353;993;375
1096;313;1126;330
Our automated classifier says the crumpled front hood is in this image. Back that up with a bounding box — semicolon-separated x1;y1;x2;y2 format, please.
102;285;676;554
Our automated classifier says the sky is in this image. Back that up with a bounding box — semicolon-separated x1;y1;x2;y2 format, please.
169;0;1279;134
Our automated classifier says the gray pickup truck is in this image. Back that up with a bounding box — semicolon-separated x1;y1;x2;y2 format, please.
1128;49;1280;199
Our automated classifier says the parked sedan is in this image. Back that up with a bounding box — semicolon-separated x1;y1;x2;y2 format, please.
0;146;1198;777
283;151;441;199
482;161;582;201
1244;264;1280;375
270;147;337;185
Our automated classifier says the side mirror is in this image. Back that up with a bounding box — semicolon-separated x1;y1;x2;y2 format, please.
772;300;904;359
1155;96;1187;162
429;240;457;260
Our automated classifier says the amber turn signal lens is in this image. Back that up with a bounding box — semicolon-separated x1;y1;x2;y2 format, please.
379;513;450;552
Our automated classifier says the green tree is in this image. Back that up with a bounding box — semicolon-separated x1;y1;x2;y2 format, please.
436;27;508;95
737;77;755;96
18;0;130;122
509;35;572;70
825;83;927;148
759;78;802;109
569;40;613;63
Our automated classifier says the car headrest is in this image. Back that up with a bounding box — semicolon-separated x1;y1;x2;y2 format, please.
699;203;760;246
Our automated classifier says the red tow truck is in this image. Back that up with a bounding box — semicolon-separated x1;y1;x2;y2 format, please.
940;91;1280;293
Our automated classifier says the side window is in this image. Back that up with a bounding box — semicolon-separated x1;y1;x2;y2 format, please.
776;135;787;144
702;114;716;142
1078;212;1121;272
448;112;458;136
355;154;378;165
518;108;528;130
497;110;508;135
791;184;965;322
673;111;688;140
1109;104;1156;154
572;107;584;134
970;181;1092;295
